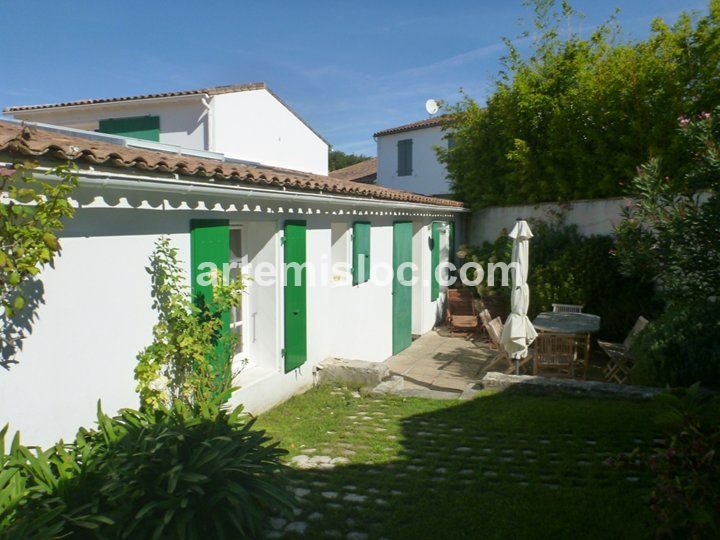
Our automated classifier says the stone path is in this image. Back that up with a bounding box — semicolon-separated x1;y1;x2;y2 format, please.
265;389;653;539
385;330;496;394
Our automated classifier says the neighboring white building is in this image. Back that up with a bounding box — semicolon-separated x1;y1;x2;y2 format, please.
4;83;330;175
0;120;466;446
374;115;451;197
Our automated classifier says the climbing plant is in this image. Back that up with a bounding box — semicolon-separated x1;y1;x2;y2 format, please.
135;237;245;410
0;161;77;358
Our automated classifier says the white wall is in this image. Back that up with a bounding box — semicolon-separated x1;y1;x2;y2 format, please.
0;178;459;446
469;197;633;245
10;99;208;150
376;125;450;196
212;89;329;175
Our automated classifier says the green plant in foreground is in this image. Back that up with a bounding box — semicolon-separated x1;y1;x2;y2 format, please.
135;237;245;410
1;402;291;539
608;385;720;538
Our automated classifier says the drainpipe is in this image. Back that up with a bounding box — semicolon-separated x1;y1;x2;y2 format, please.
201;94;213;152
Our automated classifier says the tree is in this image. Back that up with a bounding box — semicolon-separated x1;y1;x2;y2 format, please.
0;162;77;363
438;0;720;207
329;150;370;172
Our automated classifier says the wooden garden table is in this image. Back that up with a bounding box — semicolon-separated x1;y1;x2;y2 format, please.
532;312;601;378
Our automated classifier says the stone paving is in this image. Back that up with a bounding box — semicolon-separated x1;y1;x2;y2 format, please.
385;330;496;394
264;388;655;539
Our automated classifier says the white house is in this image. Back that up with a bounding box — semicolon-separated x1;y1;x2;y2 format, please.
0;120;467;447
4;83;330;175
374;115;451;197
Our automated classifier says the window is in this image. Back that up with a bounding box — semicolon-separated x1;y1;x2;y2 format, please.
229;227;246;355
352;221;371;285
330;222;350;284
397;139;413;176
98;115;160;142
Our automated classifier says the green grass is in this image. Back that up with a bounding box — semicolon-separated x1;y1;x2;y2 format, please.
257;387;663;540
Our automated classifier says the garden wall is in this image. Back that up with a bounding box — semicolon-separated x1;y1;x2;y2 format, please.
469;196;631;245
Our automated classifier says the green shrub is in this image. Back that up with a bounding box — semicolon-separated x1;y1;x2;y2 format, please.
1;402;291;539
608;385;720;537
631;300;720;389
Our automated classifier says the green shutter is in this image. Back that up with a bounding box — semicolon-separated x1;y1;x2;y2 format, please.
284;221;307;372
448;221;456;265
431;222;441;301
397;139;413;176
98;115;160;141
352;222;371;285
190;220;231;369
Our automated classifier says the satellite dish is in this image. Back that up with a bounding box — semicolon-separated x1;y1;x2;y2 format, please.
425;98;439;115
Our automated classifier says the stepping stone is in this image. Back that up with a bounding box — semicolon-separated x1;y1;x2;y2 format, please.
308;512;324;522
294;488;311;498
344;493;367;503
270;518;287;530
367;488;380;494
435;467;447;473
321;491;339;499
483;471;498;478
291;455;310;465
375;498;388;506
406;465;423;471
390;489;402;496
460;469;474;475
341;449;357;456
327;503;342;510
312;481;328;487
347;533;368;540
344;485;357;491
324;530;342;538
285;522;308;534
455;447;472;453
331;457;350;465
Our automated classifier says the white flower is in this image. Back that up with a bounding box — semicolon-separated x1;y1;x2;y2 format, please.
148;374;169;392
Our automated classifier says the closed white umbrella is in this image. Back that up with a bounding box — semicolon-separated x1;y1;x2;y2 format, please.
500;220;538;374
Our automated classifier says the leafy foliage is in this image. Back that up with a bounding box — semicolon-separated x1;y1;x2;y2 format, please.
439;0;720;207
630;300;720;389
460;210;659;339
616;109;720;305
135;237;245;410
608;385;720;538
0;162;77;358
329;150;369;172
1;402;291;539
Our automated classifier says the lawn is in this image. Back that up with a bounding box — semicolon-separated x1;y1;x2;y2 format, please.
256;387;663;540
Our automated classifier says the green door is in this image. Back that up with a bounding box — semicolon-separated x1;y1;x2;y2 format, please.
190;219;230;369
284;221;307;372
431;222;441;301
392;221;413;354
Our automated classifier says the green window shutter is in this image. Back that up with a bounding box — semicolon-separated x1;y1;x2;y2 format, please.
284;221;307;372
448;221;456;265
397;139;413;176
352;221;371;285
98;115;160;141
431;222;441;301
190;220;230;368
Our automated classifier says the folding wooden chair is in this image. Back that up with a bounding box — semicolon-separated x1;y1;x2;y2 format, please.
533;332;577;378
483;317;533;374
446;288;480;335
552;303;584;313
599;316;649;384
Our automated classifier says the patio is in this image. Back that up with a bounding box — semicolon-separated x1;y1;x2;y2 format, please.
384;331;496;396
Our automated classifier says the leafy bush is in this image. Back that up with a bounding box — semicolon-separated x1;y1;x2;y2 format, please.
460;211;659;340
608;385;720;537
438;0;720;207
1;403;291;538
630;300;720;389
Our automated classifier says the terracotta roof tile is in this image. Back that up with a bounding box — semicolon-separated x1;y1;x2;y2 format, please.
329;157;377;183
0;121;465;208
373;114;450;137
3;83;266;113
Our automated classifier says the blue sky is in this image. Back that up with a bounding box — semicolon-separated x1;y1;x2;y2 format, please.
0;0;708;156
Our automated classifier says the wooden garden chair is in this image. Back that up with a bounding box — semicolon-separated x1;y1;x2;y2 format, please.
552;303;584;313
483;317;533;374
599;316;649;384
446;289;480;335
532;332;578;378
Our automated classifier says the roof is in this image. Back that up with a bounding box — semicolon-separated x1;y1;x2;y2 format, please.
373;114;450;138
329;157;377;184
0;121;465;209
4;83;331;146
3;83;266;113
